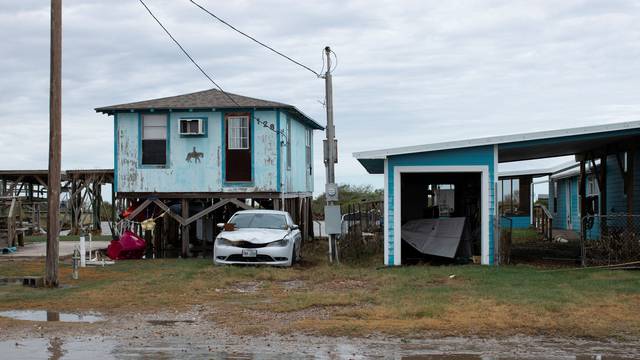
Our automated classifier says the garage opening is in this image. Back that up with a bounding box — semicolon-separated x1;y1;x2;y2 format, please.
400;172;482;264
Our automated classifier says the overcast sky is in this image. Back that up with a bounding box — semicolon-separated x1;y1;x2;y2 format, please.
1;0;639;195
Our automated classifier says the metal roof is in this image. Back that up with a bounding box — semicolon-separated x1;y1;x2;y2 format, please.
355;121;640;174
95;88;324;130
498;160;578;178
0;169;114;183
498;160;600;180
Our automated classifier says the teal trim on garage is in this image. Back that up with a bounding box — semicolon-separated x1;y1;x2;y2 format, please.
385;145;496;265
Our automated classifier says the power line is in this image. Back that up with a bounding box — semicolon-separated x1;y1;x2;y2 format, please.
189;0;322;77
329;49;338;73
320;48;338;75
138;0;240;106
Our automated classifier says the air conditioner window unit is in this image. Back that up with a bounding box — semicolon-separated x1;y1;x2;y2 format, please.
180;118;204;135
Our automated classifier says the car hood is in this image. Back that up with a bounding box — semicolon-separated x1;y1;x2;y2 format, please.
218;228;289;244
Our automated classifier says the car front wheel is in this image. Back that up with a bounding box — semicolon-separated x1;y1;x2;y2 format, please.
291;243;298;265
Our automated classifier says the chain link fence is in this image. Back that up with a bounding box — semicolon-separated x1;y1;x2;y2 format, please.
581;215;640;266
497;216;513;265
338;201;383;260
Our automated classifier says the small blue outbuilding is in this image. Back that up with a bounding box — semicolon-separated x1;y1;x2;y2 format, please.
354;121;640;266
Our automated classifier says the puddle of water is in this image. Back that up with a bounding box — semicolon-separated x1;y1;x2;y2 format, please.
0;310;103;323
402;355;632;360
0;338;636;360
2;338;117;360
402;355;483;360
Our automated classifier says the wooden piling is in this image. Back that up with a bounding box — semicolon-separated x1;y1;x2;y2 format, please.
181;199;189;258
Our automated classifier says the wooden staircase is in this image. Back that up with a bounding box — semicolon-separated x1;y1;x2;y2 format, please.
0;216;9;248
0;198;20;248
533;204;554;241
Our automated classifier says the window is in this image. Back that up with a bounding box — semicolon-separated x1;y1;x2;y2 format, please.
230;213;288;230
286;118;292;170
141;114;167;165
586;174;600;215
227;116;249;149
499;178;526;216
586;175;599;197
512;178;520;213
500;179;512;215
435;184;455;217
305;128;312;175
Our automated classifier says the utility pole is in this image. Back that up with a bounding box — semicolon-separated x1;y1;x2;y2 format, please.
323;46;339;263
46;0;62;287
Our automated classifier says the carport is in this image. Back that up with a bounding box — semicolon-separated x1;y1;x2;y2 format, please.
354;121;640;266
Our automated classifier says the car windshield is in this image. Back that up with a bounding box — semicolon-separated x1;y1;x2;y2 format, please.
230;213;288;230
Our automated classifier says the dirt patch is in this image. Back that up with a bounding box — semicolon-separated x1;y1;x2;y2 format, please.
278;279;306;291
217;281;263;293
241;305;334;324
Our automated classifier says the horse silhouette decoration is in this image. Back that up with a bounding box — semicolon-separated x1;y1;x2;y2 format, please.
186;146;204;163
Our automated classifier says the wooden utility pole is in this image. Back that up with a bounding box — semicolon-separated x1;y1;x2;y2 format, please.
46;0;62;287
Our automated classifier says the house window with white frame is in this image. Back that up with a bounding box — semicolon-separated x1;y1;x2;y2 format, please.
141;114;167;165
305;128;312;175
586;174;600;215
586;174;599;197
227;116;249;149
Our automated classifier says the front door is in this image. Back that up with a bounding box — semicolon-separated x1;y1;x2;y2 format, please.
565;181;572;230
225;114;251;182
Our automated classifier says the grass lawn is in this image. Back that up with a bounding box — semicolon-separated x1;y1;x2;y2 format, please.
511;227;539;243
1;241;639;338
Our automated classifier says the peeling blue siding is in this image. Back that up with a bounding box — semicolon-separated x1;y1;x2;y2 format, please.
279;112;314;193
114;109;315;194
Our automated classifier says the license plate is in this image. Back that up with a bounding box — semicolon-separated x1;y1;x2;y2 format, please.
242;249;257;258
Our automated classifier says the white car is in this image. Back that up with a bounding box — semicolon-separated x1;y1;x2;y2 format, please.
213;210;302;267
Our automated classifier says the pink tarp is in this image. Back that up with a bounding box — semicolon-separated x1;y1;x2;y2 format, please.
106;230;146;260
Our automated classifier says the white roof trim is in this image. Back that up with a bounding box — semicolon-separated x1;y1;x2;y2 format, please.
498;160;578;178
551;159;599;180
498;168;552;177
353;120;640;160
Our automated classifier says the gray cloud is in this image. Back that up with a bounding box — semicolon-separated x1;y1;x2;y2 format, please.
1;0;640;193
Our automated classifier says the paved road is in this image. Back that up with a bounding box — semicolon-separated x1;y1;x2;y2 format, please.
2;241;111;258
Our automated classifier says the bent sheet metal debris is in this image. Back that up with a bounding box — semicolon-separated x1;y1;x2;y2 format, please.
401;217;466;258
